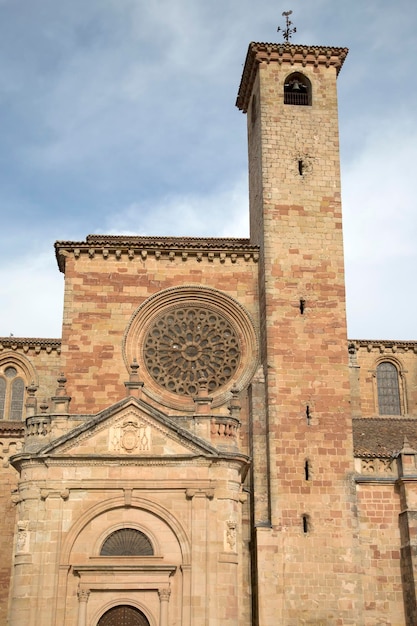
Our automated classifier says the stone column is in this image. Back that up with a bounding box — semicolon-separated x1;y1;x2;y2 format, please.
158;588;171;626
77;589;90;626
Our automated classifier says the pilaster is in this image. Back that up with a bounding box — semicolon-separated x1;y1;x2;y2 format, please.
397;439;417;625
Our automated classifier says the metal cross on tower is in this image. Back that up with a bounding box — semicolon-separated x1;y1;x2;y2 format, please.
277;10;296;42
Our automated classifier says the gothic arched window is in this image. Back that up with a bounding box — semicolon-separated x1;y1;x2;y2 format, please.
100;528;154;556
0;365;25;420
376;362;401;415
284;72;312;106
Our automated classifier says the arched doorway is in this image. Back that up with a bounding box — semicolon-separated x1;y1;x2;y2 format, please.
97;605;150;626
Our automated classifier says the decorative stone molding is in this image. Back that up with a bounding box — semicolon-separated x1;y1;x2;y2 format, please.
225;520;237;552
360;458;395;476
25;456;216;468
186;488;215;500
0;338;61;355
55;235;260;272
16;520;30;553
158;588;171;601
77;589;90;602
0;438;23;468
40;488;69;501
350;339;417;355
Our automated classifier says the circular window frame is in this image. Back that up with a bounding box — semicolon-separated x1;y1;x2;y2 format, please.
142;305;241;397
123;286;259;411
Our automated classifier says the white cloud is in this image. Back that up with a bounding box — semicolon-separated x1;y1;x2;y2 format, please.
343;115;416;259
0;251;63;338
103;177;249;238
343;114;417;339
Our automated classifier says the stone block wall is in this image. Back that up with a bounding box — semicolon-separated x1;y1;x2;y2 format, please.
356;482;405;624
58;242;259;417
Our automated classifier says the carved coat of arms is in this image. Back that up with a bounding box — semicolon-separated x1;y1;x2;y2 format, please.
110;419;151;453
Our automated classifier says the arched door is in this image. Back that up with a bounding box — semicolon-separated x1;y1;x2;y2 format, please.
97;605;150;626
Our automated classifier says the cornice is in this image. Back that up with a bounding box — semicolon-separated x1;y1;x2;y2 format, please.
55;235;259;273
11;454;249;473
0;421;25;437
0;337;61;353
236;42;348;112
73;563;177;574
349;339;417;354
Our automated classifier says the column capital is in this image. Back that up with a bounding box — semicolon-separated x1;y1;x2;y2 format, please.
158;587;171;602
77;589;90;603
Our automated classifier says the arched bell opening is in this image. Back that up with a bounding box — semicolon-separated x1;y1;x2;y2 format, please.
284;72;312;106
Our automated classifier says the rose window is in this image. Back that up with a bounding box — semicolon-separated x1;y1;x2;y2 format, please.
143;307;240;396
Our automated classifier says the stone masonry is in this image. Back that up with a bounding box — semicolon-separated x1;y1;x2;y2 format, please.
0;40;416;626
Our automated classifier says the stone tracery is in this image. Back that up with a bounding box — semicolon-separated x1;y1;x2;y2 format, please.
143;307;240;396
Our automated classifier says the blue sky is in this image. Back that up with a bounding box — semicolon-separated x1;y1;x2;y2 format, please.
0;0;416;339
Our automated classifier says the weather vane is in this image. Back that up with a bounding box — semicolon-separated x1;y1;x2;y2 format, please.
277;10;296;42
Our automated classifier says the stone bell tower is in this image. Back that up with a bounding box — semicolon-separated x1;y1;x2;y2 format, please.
237;43;363;624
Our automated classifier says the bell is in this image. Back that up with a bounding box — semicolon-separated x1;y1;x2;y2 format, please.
292;80;301;91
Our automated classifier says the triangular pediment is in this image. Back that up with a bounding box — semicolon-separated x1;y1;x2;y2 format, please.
38;397;219;459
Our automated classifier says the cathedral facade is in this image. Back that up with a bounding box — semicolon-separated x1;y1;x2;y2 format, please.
1;40;417;626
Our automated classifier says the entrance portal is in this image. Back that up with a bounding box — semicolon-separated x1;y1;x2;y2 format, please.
97;605;150;626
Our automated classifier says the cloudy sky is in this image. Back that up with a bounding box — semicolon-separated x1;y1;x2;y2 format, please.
0;0;416;340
